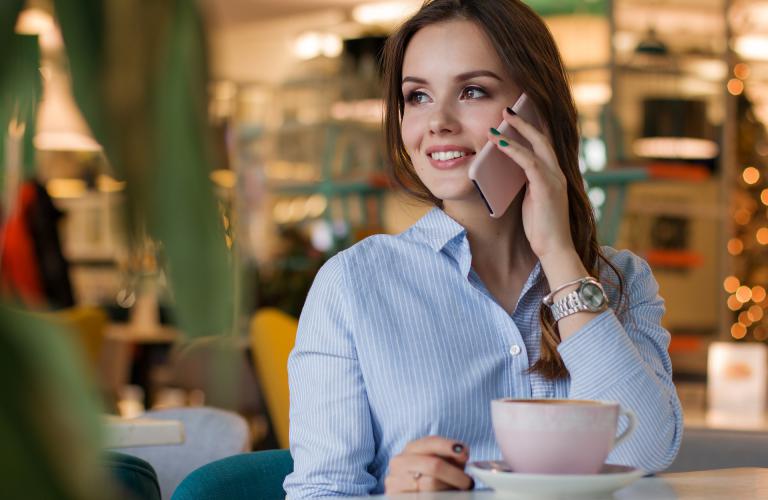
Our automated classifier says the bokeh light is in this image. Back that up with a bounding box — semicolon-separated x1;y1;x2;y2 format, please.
743;166;760;184
724;276;740;293
728;78;744;95
736;285;753;303
757;227;768;245
727;294;743;311
731;323;747;339
727;238;744;255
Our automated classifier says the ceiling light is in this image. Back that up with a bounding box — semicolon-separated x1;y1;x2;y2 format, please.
734;35;768;61
633;137;719;160
352;1;420;26
294;32;343;60
15;8;54;35
572;82;611;107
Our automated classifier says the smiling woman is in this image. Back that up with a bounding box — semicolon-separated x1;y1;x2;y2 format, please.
284;1;683;498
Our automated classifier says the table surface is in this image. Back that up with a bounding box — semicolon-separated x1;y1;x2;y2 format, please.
683;408;768;432
103;415;185;448
346;468;768;500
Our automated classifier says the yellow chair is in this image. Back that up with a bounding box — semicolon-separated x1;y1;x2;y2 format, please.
249;308;298;449
53;306;109;373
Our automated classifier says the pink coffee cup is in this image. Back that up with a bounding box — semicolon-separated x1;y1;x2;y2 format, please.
491;398;637;474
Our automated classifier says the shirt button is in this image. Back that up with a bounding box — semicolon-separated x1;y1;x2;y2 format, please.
509;344;521;356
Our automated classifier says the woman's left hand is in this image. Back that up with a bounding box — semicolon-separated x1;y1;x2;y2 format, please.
487;107;574;260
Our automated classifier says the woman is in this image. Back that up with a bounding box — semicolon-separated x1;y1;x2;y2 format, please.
284;0;682;497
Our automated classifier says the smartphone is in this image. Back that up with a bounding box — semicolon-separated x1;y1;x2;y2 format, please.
468;92;544;218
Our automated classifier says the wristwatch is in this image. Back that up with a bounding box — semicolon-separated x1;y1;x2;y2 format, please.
542;277;608;322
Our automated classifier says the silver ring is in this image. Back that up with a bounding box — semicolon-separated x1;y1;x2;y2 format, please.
412;471;422;480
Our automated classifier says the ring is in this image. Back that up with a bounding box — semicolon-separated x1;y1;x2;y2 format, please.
411;471;422;492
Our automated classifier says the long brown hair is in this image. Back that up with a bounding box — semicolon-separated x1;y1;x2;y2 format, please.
382;0;624;379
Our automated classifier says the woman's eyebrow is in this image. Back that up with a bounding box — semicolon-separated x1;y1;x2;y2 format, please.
402;76;427;85
401;70;502;86
456;70;502;81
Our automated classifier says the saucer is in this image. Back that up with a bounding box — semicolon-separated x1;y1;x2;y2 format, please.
466;461;644;498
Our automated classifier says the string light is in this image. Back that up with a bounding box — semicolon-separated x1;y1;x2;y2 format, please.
731;323;747;339
757;227;768;245
734;208;751;225
727;294;743;311
724;276;740;293
728;78;744;95
738;311;753;326
752;286;767;303
734;63;751;80
748;305;764;322
743;166;760;184
727;238;744;255
761;188;768;206
755;326;768;341
736;285;753;303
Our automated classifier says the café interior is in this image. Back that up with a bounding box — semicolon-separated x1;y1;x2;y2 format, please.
2;0;768;499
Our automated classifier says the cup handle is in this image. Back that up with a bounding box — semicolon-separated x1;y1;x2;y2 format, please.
614;408;637;448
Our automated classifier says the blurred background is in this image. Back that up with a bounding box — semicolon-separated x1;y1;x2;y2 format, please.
2;0;768;498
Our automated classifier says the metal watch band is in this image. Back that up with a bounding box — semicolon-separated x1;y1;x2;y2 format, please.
547;277;608;322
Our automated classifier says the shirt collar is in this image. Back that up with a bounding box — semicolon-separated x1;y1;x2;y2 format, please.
412;207;545;294
412;207;467;253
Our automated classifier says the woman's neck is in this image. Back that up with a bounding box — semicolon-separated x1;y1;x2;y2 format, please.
443;196;537;279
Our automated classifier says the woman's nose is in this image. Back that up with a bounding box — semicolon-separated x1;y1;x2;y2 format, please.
428;104;460;135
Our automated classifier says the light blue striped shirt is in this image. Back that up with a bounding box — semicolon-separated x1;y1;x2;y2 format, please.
284;207;683;498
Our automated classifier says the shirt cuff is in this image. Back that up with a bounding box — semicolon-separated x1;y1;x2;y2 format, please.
557;310;645;397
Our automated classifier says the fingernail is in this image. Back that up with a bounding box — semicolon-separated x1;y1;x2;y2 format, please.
452;443;464;454
506;106;516;115
489;127;501;136
469;478;476;490
499;139;509;147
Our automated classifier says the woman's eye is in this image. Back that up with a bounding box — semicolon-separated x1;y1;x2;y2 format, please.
461;86;488;100
405;91;430;105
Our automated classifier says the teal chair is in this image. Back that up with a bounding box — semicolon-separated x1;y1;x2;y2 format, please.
105;451;162;500
171;449;293;500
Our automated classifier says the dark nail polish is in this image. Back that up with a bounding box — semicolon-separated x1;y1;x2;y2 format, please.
499;139;509;147
468;478;476;490
489;127;501;136
453;443;464;454
506;106;516;115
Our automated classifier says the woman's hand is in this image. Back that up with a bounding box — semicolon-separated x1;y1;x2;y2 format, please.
385;436;474;493
487;107;574;262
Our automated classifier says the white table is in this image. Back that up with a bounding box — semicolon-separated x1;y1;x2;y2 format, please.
684;408;768;432
347;468;768;499
103;415;185;448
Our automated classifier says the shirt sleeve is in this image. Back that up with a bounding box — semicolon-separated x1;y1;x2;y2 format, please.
557;252;683;473
283;254;377;499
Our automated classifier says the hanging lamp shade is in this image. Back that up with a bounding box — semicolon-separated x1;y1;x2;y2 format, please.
34;64;101;152
633;98;719;160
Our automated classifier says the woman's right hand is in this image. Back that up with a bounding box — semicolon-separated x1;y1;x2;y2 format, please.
385;436;474;493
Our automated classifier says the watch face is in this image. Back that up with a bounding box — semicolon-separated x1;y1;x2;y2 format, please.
581;282;606;310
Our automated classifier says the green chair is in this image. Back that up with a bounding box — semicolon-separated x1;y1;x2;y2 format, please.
105;451;162;500
171;449;293;500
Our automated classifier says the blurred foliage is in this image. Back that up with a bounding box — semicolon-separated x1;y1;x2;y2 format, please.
1;0;236;497
0;305;110;500
0;30;40;190
52;0;232;339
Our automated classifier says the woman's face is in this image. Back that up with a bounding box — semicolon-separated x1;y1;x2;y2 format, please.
401;20;521;204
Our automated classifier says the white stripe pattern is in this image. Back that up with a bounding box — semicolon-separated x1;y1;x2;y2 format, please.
284;207;683;498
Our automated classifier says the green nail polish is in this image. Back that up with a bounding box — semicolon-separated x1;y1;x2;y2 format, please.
490;127;501;136
499;139;509;147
